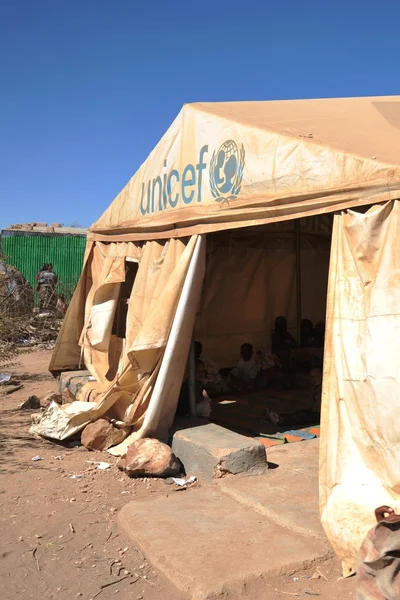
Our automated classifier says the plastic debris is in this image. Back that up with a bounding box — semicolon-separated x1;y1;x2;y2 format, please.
31;456;43;462
70;474;84;479
266;407;282;425
172;475;197;487
87;461;111;470
0;372;11;385
97;462;111;470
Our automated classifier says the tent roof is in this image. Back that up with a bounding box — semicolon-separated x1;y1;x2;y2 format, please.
91;96;400;241
193;96;400;166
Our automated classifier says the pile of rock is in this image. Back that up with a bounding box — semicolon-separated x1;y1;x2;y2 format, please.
31;391;184;480
80;419;182;478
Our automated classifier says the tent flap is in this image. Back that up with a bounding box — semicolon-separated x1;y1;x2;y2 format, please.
320;200;400;576
45;235;205;447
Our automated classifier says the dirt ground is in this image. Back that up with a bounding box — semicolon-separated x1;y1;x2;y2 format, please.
0;350;357;600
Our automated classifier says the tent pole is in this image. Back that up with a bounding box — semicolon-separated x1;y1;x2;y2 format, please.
139;235;205;435
295;220;302;343
188;336;196;417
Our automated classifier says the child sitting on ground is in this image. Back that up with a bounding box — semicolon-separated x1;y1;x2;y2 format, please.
229;343;269;391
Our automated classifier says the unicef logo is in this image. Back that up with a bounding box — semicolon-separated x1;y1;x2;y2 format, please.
209;140;245;202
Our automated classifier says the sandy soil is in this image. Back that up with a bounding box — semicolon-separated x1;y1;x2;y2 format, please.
0;350;357;600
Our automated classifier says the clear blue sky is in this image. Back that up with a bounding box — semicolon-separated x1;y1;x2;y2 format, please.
0;0;398;229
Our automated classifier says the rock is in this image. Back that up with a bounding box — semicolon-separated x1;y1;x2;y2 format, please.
123;438;181;478
81;419;128;451
42;392;63;407
117;458;126;471
69;440;81;448
19;396;40;410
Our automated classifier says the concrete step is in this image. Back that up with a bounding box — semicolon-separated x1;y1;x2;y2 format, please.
119;486;331;600
219;471;324;538
219;439;324;538
171;421;267;480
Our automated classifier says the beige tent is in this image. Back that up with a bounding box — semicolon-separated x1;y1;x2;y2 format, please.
48;96;400;575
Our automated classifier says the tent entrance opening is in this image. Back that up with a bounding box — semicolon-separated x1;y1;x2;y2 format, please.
192;214;332;444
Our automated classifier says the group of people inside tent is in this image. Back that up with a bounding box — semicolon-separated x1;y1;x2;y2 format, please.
177;316;325;419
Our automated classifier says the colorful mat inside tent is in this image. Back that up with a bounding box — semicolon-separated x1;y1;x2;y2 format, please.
210;389;321;447
256;425;321;447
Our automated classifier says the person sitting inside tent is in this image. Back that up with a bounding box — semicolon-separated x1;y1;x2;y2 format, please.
293;318;324;370
176;359;212;419
271;316;298;372
300;318;315;347
194;340;228;395
256;346;283;384
229;343;269;391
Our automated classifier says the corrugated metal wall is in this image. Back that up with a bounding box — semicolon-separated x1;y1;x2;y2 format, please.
0;232;87;302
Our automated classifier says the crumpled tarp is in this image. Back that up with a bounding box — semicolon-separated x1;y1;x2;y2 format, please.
30;401;97;440
46;235;205;448
356;507;400;600
320;200;400;576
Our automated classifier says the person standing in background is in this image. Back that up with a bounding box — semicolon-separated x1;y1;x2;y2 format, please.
36;263;58;311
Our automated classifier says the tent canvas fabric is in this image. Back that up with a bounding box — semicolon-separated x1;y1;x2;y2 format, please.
320;200;400;577
90;96;400;241
195;216;331;366
50;236;205;444
48;96;400;575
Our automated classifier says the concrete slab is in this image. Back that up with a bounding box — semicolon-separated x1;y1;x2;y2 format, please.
267;437;320;476
119;488;330;600
218;439;323;538
219;471;323;538
171;422;267;480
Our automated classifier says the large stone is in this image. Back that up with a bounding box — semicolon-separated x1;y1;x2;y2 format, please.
81;419;128;451
42;391;63;407
123;438;181;478
19;395;40;410
171;422;267;480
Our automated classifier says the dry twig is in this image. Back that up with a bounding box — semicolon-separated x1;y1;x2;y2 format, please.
32;547;40;571
264;581;299;597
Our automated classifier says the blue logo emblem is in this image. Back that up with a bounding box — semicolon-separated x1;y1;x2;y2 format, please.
209;140;245;202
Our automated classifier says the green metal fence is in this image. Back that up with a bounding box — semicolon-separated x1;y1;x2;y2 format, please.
0;232;87;303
